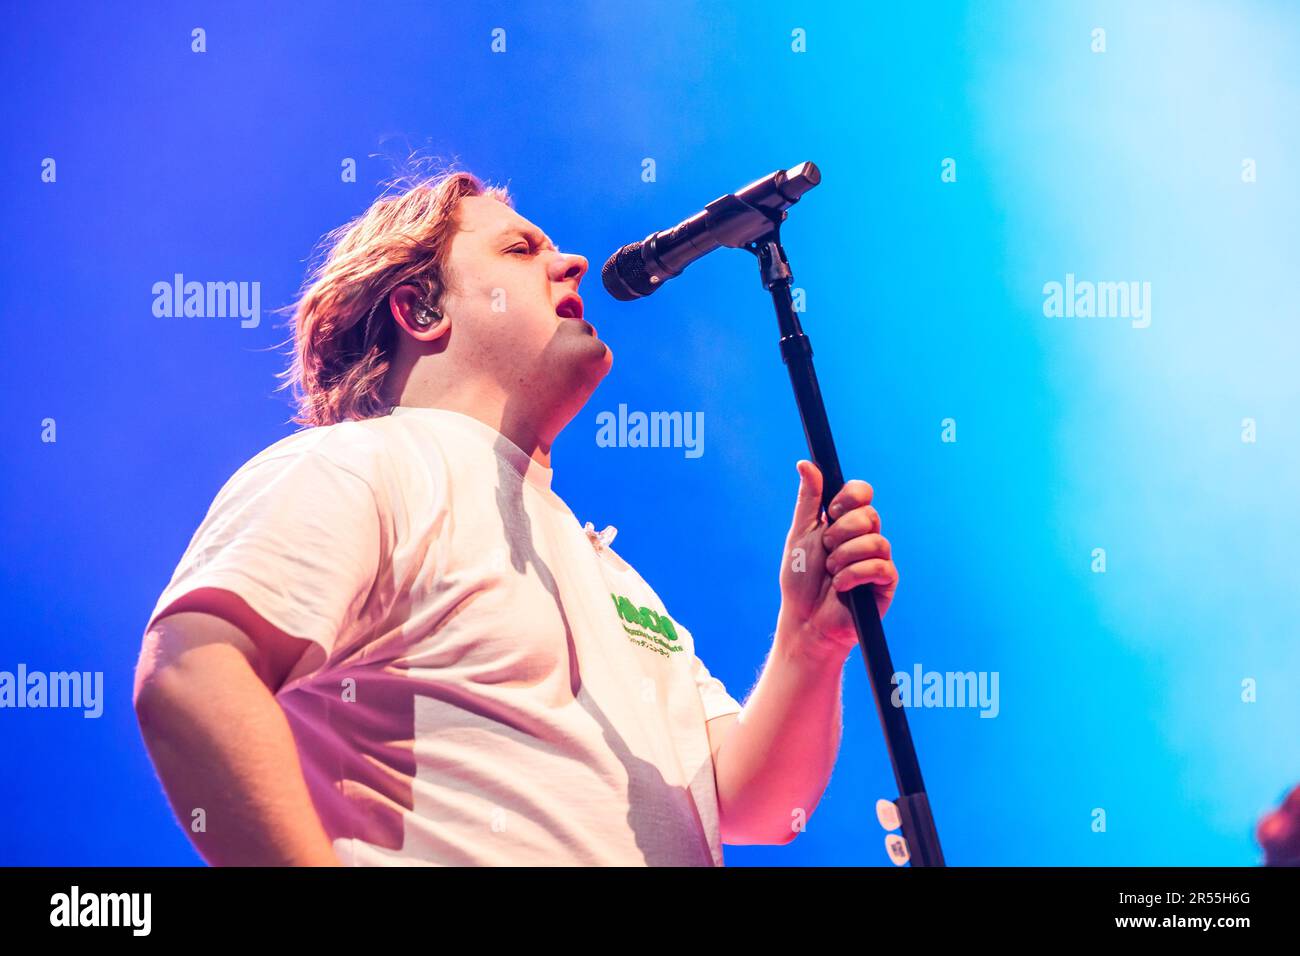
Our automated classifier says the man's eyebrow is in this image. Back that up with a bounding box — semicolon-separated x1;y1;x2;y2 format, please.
495;226;558;252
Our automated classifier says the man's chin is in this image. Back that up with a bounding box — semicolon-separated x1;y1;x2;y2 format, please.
562;339;613;401
564;324;613;371
575;339;613;386
539;324;613;388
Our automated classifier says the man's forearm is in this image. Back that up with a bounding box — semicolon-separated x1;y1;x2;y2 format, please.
713;611;851;844
135;641;341;866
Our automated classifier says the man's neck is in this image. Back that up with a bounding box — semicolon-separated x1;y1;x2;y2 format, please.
391;387;557;471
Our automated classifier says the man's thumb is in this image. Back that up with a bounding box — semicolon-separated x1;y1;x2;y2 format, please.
790;459;824;533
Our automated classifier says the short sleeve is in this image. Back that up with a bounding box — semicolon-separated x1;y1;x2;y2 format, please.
144;447;384;665
691;652;743;722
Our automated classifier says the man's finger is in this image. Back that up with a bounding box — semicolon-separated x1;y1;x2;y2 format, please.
823;506;881;551
828;479;873;520
831;557;898;592
826;533;891;574
790;459;824;534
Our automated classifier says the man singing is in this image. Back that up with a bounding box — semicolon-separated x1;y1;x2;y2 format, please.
132;169;899;866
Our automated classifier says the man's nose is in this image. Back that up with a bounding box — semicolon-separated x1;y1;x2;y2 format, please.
550;252;588;285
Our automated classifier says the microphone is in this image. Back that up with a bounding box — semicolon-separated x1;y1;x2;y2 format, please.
601;161;821;301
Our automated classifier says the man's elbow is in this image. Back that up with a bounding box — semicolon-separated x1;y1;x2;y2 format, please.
133;621;193;724
132;628;168;728
132;647;193;737
132;615;253;732
715;773;809;845
719;810;802;846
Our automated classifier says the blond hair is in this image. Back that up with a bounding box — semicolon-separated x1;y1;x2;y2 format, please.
277;168;511;426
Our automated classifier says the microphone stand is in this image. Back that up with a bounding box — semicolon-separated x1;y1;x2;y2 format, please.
744;222;946;868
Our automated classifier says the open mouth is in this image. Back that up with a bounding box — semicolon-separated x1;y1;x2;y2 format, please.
556;293;584;321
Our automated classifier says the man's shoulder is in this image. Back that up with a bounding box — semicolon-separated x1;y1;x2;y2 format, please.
227;415;412;494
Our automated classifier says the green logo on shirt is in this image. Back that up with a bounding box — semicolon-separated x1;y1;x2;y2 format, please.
610;592;683;657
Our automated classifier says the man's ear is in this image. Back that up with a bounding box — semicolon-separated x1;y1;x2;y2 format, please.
389;284;449;341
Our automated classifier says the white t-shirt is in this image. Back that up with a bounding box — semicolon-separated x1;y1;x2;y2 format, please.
145;406;744;866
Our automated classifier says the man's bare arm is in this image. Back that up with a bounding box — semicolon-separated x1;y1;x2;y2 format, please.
710;465;900;845
710;613;847;846
133;600;342;866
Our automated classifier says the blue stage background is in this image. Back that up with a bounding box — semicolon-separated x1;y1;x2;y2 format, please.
2;0;1297;865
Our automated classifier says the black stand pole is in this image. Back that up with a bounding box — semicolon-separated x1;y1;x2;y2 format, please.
746;229;946;868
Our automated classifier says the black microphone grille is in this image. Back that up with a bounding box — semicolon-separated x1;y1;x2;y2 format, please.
601;241;657;301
